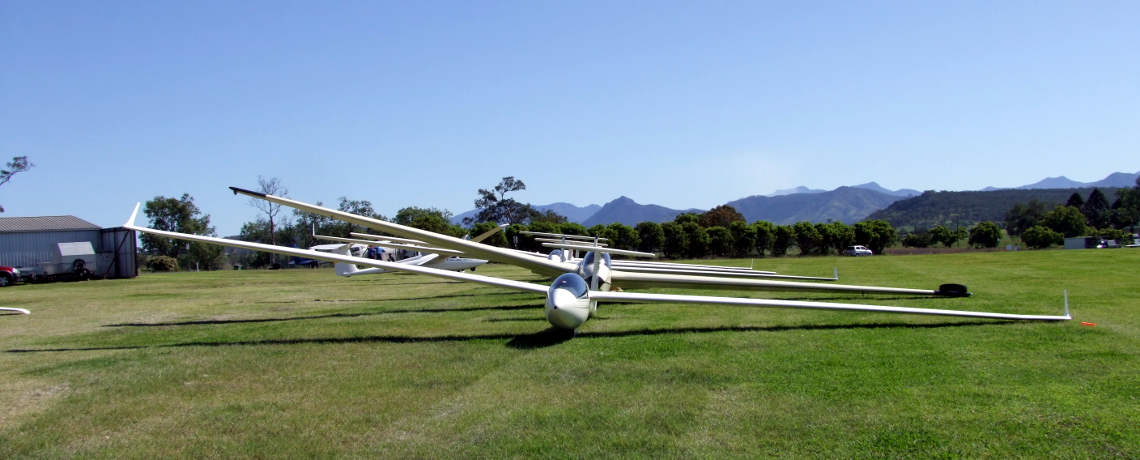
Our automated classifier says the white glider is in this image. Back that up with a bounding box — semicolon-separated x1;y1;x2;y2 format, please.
229;187;968;296
124;204;1071;332
0;307;30;315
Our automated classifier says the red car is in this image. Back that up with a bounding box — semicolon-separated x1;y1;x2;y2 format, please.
0;266;24;287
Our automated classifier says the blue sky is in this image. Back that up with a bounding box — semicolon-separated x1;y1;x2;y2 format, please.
2;1;1138;236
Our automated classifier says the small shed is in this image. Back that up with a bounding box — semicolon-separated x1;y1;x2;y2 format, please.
1063;237;1099;250
0;215;137;279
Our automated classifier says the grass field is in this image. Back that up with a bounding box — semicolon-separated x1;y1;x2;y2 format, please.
1;250;1138;459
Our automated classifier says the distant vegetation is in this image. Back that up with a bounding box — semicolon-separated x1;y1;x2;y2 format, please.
160;177;1140;265
866;188;1119;230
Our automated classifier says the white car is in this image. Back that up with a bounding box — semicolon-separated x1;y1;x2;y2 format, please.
845;245;873;256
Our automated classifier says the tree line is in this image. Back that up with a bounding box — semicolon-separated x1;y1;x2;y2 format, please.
1003;183;1140;249
867;187;1123;230
159;175;1119;270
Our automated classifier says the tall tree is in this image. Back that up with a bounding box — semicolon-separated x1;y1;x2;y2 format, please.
853;220;897;255
608;223;641;251
673;213;700;225
752;221;776;257
1004;199;1051;236
1116;178;1140;232
247;176;288;263
792;221;822;255
661;222;688;259
729;221;757;258
822;221;855;254
635;221;665;253
771;225;796;256
699;205;745;228
682;222;710;258
469;176;539;225
1041;205;1088;238
706;226;733;257
140;194;214;258
1065;192;1084;209
1081;188;1111;229
395;207;462;236
0;156;34;212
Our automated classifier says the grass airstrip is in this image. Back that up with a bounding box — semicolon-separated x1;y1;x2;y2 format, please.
1;249;1138;459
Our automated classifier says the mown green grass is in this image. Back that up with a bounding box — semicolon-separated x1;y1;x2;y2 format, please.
1;250;1137;459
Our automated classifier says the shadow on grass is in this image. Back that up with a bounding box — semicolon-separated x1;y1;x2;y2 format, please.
9;320;1017;354
105;303;544;327
250;291;543;305
6;327;576;353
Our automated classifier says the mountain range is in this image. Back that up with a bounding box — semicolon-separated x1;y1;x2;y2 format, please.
450;171;1139;227
982;171;1139;191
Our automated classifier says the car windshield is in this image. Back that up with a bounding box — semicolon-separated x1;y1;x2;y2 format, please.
551;273;590;298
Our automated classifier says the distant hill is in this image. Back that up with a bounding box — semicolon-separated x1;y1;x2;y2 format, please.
727;187;903;225
768;186;826;196
769;183;918;198
537;202;601;223
852;182;921;198
451;202;601;225
581;196;701;227
865;187;1120;229
982;171;1139;191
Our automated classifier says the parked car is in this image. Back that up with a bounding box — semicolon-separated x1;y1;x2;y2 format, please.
845;245;873;256
0;266;24;287
1127;234;1140;248
1098;239;1123;249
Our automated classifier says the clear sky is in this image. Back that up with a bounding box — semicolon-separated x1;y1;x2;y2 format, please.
2;1;1138;236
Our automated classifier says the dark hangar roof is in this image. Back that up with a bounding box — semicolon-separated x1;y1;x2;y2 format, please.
0;215;102;233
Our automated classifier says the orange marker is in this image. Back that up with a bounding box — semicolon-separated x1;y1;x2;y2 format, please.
1080;322;1096;327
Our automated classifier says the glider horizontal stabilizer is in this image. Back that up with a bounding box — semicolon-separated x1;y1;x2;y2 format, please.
314;234;463;255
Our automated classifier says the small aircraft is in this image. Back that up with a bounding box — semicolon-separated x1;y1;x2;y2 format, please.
0;307;30;315
518;230;839;281
309;224;505;277
123;204;1072;333
229;187;969;297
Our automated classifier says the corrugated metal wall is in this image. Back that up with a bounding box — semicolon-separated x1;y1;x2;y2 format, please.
0;230;102;268
0;228;138;279
98;228;138;279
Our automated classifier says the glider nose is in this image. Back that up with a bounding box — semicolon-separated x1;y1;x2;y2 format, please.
545;288;591;330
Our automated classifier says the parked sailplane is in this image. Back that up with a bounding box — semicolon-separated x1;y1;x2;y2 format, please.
1;308;30;315
229;187;969;296
516;231;841;281
123;204;1071;332
308;224;505;276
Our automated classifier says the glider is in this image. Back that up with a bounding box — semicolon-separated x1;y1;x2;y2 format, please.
229;187;970;297
1;307;30;315
308;224;504;276
124;204;1071;332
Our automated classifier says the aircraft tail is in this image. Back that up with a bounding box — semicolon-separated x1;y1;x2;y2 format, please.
332;244;361;277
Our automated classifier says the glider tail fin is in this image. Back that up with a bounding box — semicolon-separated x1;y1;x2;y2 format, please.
333;244;360;277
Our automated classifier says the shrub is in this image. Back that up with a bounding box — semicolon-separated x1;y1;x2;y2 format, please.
1022;225;1062;249
900;232;932;248
968;221;1002;248
147;256;179;272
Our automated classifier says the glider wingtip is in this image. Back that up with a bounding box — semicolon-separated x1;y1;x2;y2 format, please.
124;203;141;228
229;186;265;197
1063;290;1070;318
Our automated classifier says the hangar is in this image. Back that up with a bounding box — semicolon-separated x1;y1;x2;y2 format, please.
0;215;137;279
